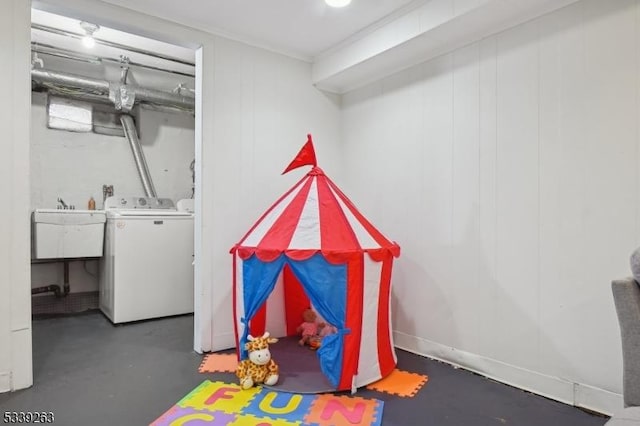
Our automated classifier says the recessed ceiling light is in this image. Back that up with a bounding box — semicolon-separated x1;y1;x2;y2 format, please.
325;0;351;8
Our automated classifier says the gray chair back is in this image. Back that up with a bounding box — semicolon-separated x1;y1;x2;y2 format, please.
612;278;640;407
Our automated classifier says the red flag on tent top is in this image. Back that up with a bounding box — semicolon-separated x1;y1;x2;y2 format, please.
282;134;317;175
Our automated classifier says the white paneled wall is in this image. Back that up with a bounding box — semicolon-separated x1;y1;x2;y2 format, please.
205;36;342;350
0;0;32;392
495;18;541;372
451;43;481;355
342;0;638;414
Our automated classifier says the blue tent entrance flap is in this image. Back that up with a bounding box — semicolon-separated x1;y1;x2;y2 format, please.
287;254;347;388
240;254;286;359
240;253;347;388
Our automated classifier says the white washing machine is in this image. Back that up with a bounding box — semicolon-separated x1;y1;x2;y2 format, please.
99;196;194;324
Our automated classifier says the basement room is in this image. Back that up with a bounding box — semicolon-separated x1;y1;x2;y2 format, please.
0;1;636;425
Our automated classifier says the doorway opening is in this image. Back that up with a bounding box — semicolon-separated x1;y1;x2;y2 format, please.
28;5;202;380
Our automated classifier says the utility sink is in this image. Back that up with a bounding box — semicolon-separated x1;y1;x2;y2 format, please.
32;209;106;259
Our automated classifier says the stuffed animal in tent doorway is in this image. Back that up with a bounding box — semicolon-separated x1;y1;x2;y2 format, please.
236;332;279;390
297;308;320;347
308;322;338;350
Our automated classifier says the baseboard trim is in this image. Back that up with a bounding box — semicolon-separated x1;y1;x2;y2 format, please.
393;331;621;415
575;382;621;416
210;332;236;352
0;372;9;393
11;328;32;391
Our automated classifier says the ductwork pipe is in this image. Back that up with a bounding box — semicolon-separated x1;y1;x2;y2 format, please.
120;115;157;198
132;86;195;109
32;68;109;93
31;68;195;112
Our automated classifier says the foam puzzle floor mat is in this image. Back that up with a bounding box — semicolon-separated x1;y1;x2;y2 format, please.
150;380;384;426
365;368;428;398
198;353;238;373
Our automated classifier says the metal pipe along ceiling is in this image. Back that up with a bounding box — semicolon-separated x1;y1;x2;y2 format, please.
33;68;109;93
31;68;193;198
31;23;196;68
31;43;195;78
31;68;195;112
120;115;157;198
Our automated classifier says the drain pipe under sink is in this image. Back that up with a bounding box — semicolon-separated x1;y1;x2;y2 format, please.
120;114;157;198
31;259;71;297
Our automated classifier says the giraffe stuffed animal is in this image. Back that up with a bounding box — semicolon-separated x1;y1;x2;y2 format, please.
236;332;279;390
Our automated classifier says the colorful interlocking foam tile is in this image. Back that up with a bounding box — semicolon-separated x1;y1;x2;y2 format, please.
365;368;428;397
198;353;239;373
150;380;384;426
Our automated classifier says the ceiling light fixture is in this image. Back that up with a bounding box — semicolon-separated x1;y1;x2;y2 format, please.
79;21;100;48
325;0;351;8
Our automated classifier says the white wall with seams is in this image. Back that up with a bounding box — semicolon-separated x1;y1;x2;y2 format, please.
341;0;638;415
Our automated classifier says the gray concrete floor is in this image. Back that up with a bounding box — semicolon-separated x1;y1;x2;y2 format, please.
0;311;609;426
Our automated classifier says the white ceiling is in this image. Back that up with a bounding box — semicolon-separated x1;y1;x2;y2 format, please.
32;0;581;93
97;0;427;60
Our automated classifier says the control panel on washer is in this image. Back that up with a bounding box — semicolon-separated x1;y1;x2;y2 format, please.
104;196;176;210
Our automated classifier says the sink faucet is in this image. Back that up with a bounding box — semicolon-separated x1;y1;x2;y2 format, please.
57;197;68;209
103;185;114;206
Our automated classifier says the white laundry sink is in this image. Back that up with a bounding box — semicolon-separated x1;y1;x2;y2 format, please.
32;209;106;259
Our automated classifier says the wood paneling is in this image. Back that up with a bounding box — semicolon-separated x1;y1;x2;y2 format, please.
342;0;640;411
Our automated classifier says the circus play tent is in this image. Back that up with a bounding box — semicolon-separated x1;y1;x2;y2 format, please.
231;139;401;392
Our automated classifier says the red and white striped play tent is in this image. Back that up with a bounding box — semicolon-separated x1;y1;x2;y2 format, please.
231;135;401;392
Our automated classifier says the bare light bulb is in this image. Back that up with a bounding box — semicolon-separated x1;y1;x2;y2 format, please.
79;21;99;49
325;0;351;7
82;35;95;48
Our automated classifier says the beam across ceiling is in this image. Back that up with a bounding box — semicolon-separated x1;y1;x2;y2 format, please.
312;0;581;94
